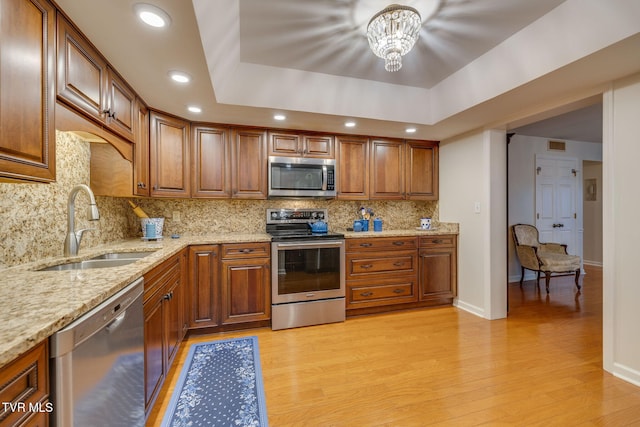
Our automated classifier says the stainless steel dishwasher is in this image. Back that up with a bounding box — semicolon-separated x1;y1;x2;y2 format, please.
50;277;145;427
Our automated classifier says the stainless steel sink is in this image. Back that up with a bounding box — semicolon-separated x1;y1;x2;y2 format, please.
38;258;142;271
89;251;156;260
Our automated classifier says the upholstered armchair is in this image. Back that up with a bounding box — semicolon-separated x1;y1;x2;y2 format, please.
511;224;581;293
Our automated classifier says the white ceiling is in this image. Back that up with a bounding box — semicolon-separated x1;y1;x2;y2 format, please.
53;0;640;142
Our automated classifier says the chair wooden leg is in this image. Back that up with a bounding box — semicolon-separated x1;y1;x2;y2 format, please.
520;267;525;286
575;269;581;290
545;271;551;293
536;271;541;289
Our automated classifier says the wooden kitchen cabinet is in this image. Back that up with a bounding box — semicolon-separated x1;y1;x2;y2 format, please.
0;0;56;183
231;128;268;199
370;138;405;200
191;125;231;198
188;245;220;329
149;111;190;197
405;140;439;200
57;14;136;142
133;98;150;196
418;235;457;304
336;136;369;200
0;341;49;427
268;131;334;158
143;250;187;416
346;237;418;311
220;243;271;325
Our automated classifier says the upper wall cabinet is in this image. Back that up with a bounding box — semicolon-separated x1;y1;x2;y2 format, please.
0;0;56;182
56;14;136;142
268;131;334;159
231;128;267;199
336;136;369;200
370;138;405;200
192;124;231;198
149;111;190;198
405;140;438;200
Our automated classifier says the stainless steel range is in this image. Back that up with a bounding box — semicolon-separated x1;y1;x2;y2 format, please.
267;208;345;330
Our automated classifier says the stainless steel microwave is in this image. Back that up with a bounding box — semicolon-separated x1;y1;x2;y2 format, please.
268;156;336;198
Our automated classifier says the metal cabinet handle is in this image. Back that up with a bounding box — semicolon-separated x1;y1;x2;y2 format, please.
360;264;373;269
392;241;405;246
240;248;254;253
360;291;374;297
432;239;443;244
393;262;404;267
359;243;372;247
393;289;405;294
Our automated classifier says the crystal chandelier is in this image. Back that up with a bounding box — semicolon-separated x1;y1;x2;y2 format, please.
366;4;422;72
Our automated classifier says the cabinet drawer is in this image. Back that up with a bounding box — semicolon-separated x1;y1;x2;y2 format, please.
346;251;416;278
0;341;49;427
221;242;270;259
143;253;181;304
419;235;456;248
347;278;417;308
346;237;416;252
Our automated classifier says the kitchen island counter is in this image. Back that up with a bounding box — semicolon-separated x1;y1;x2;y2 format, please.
0;233;270;369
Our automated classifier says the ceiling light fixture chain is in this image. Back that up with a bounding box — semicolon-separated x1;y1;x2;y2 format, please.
366;4;422;72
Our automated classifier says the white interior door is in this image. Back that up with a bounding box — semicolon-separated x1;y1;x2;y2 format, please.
535;156;579;255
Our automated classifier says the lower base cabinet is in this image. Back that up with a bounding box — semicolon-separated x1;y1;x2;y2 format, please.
143;249;187;417
418;235;457;303
188;243;271;331
0;341;49;427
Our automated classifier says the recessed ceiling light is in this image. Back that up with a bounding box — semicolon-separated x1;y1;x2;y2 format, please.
188;106;202;113
345;121;356;128
168;71;191;83
406;127;417;133
133;3;171;28
274;114;286;121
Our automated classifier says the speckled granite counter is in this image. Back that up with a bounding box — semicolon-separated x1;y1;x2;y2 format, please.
0;225;458;369
342;222;458;238
0;233;270;369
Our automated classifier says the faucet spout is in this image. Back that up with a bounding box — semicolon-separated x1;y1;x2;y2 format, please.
64;185;100;257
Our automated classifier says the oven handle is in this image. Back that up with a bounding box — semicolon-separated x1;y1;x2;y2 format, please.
273;240;344;250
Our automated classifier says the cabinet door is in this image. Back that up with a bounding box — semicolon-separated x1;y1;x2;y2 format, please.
0;0;56;182
220;257;270;325
56;14;108;123
336;136;369;199
149;111;190;197
406;140;439;200
370;138;404;200
231;128;267;199
188;245;220;328
133;99;150;196
192;125;230;198
164;267;184;368
419;246;457;301
268;131;300;156
105;68;136;141
143;290;165;414
303;135;334;158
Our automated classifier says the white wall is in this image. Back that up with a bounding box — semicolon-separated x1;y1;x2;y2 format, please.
439;129;507;320
507;135;602;281
583;161;603;265
603;72;640;386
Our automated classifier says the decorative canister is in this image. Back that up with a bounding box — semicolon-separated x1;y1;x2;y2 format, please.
353;220;363;232
373;218;383;232
141;217;164;238
420;217;432;230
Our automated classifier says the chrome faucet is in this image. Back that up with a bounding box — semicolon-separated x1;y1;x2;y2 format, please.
64;185;100;257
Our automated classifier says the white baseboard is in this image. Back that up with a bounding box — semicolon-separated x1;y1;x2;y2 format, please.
583;260;603;267
612;362;640;388
454;298;486;319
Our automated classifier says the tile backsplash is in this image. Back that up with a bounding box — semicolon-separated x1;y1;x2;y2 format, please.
0;132;437;268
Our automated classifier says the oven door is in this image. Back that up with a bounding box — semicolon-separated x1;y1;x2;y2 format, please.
271;240;345;304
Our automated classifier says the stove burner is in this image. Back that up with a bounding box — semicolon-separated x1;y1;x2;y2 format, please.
266;208;344;241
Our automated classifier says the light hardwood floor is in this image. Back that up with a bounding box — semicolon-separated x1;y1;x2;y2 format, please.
147;266;640;426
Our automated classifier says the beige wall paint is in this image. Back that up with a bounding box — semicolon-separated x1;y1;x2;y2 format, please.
603;72;640;386
583;161;603;265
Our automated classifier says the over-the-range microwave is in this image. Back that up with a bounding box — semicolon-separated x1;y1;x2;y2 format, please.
268;156;336;198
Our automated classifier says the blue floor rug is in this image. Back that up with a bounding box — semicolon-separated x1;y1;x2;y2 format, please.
161;336;268;427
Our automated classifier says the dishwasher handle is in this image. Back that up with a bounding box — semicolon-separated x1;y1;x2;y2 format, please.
105;311;127;334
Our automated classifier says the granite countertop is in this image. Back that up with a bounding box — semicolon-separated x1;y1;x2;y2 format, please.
0;233;270;369
0;225;458;369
